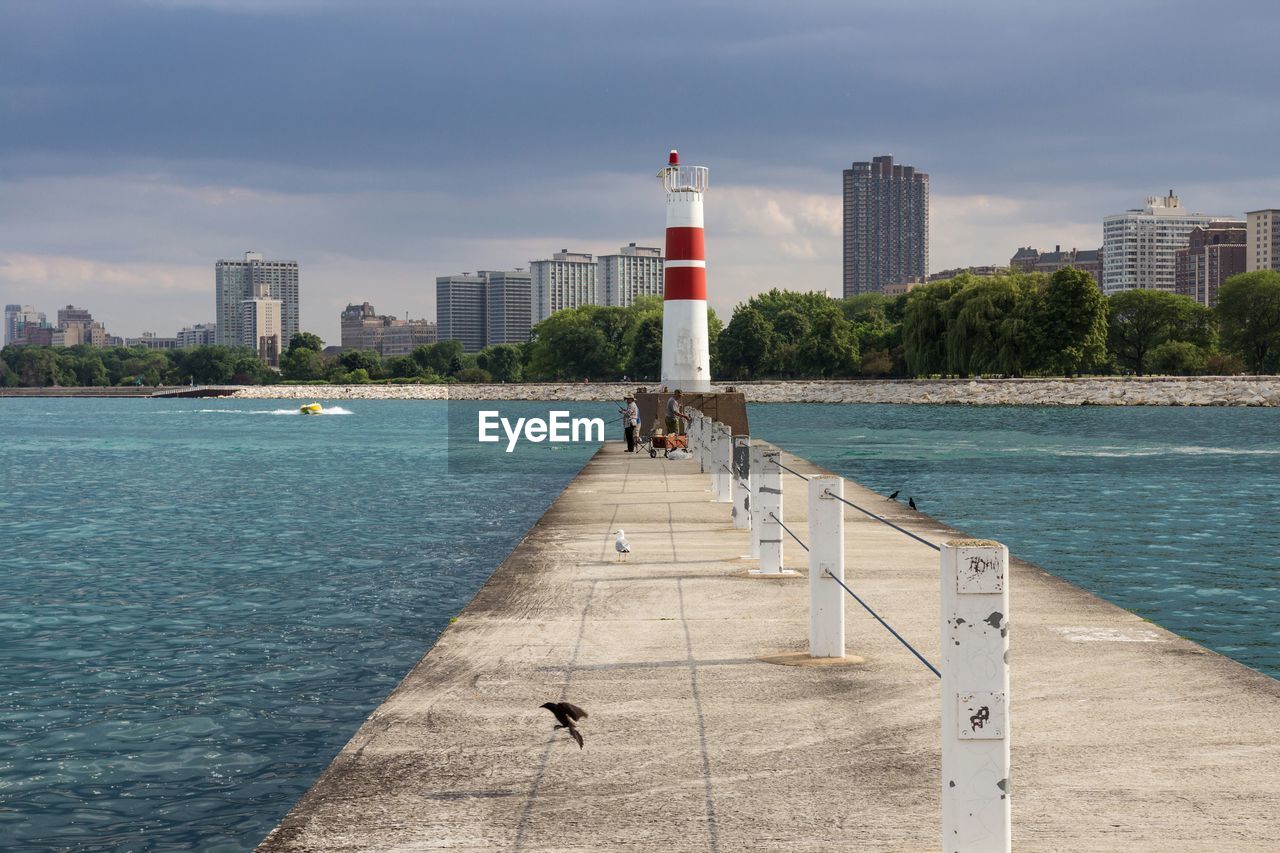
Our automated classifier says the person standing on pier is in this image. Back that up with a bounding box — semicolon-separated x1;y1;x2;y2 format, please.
665;390;690;435
620;394;640;452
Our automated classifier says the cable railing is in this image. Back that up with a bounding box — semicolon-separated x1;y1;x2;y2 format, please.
684;408;1011;847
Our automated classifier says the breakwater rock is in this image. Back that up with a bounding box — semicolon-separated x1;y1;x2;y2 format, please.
232;376;1280;405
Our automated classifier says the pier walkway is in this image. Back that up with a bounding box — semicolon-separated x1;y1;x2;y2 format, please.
260;444;1279;851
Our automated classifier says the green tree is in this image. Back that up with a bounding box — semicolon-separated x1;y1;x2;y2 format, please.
280;347;329;381
718;306;774;379
626;312;663;380
339;349;384;378
1216;271;1280;373
288;332;325;353
413;340;466;377
1148;340;1210;375
1039;268;1108;376
902;277;966;376
1107;289;1215;375
476;344;523;382
797;304;859;376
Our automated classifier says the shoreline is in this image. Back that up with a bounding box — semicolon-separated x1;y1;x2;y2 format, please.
4;375;1280;405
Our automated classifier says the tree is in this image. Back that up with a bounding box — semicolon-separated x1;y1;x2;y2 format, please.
627;313;663;380
339;349;384;378
718;306;774;379
797;305;859;376
944;276;1035;376
413;340;466;377
1148;340;1209;375
476;344;523;382
902;277;966;375
280;347;328;381
1216;271;1280;374
1039;268;1108;376
288;332;325;354
1107;289;1215;375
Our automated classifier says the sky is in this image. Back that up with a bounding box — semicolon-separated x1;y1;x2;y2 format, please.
3;0;1279;343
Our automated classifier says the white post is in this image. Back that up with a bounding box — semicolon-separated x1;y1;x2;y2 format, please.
697;416;710;474
713;426;732;503
758;449;783;573
941;540;1011;853
748;442;765;558
731;435;750;529
808;477;846;658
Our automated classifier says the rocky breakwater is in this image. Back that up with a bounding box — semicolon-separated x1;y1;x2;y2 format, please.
231;376;1280;405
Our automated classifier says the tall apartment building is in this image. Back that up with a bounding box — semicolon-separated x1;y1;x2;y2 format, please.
1102;192;1233;295
599;243;664;307
1246;209;1280;272
436;274;489;353
842;155;929;297
240;281;283;366
340;302;436;355
1176;223;1246;307
215;251;299;349
530;250;598;323
482;269;533;345
1009;246;1103;285
4;305;45;345
176;323;218;348
54;305;109;347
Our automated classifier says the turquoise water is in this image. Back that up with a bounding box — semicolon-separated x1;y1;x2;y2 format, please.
0;399;611;851
2;400;1277;849
750;404;1279;679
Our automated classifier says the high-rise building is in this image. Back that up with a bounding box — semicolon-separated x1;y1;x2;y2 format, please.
1102;193;1233;296
176;323;218;348
240;280;283;366
379;320;437;356
54;305;109;346
530;250;598;323
1246;209;1280;272
215;252;299;349
1176;223;1246;308
482;269;533;345
1009;246;1103;285
4;305;44;345
599;243;664;307
436;274;488;353
842;155;929;297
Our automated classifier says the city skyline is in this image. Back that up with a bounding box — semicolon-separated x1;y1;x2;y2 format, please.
3;1;1280;343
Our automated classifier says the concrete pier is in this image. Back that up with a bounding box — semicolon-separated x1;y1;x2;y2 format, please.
259;444;1280;851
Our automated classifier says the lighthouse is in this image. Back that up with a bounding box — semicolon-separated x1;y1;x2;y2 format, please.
659;149;711;392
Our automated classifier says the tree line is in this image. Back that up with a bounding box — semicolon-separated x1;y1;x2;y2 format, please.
4;270;1279;388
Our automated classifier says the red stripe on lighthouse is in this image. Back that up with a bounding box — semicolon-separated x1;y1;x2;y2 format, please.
663;265;706;301
665;227;705;261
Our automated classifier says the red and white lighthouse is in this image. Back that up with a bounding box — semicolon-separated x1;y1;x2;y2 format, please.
659;149;711;392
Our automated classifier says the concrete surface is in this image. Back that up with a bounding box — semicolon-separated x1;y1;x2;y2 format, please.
259;443;1280;852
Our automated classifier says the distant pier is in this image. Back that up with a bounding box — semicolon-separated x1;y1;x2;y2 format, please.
257;443;1279;850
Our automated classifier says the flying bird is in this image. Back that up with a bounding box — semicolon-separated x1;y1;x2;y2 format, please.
540;701;588;748
908;497;918;510
615;529;630;562
887;490;900;501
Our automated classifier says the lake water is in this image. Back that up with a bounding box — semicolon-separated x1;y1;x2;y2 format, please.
1;398;1276;849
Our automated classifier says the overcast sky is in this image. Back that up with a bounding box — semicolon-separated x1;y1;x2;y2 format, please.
3;0;1279;342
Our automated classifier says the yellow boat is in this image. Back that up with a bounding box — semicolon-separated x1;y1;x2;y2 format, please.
300;402;323;415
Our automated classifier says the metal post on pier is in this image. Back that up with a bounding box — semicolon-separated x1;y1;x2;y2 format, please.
940;539;1011;853
756;449;783;573
748;442;765;557
808;476;846;658
731;435;750;529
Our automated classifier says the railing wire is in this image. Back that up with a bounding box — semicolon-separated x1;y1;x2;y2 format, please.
823;570;941;678
768;512;809;552
821;489;941;552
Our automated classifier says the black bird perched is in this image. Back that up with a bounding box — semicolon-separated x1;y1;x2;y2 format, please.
887;490;900;501
540;701;588;748
908;497;917;510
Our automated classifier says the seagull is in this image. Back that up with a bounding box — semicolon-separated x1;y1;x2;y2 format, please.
908;497;917;510
540;701;588;748
887;490;900;501
615;529;630;562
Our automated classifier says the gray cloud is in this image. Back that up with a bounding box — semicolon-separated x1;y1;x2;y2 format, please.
3;0;1278;341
